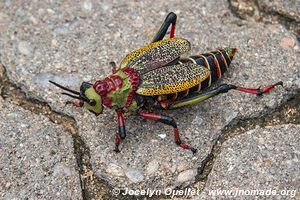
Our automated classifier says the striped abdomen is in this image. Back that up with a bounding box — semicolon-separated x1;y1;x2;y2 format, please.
180;47;237;91
136;47;238;109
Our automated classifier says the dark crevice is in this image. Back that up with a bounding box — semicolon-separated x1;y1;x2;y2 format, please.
228;0;300;38
195;92;300;191
0;64;114;200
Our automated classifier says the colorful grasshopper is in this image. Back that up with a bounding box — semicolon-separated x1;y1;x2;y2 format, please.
49;12;282;154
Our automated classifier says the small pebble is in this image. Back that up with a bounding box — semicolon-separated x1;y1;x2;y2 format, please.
83;0;92;11
177;169;196;183
18;41;32;56
146;159;159;175
106;163;124;177
158;133;166;139
280;36;295;49
125;168;144;183
192;116;203;125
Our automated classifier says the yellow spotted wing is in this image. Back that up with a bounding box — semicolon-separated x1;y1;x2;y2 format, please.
120;38;190;74
136;63;210;96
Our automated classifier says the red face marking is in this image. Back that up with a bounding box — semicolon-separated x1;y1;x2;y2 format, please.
104;77;116;93
110;75;123;89
94;80;108;96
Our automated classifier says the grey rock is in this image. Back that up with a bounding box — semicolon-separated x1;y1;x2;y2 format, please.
53;163;72;177
82;0;93;11
53;25;70;34
124;168;144;183
199;124;300;199
0;0;299;191
32;72;81;88
295;78;300;88
106;163;125;177
258;0;300;22
0;102;82;199
177;169;197;184
18;41;32;56
229;0;300;22
229;0;260;20
146;159;160;175
192;115;204;126
224;109;238;123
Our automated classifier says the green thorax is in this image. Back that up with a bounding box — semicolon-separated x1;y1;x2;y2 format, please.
107;70;133;110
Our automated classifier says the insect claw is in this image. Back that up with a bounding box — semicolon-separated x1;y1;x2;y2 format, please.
276;81;283;86
110;61;117;73
114;146;121;153
65;101;73;106
256;88;264;96
191;147;197;154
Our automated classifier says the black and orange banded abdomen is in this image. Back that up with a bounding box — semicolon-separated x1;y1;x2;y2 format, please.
184;47;237;91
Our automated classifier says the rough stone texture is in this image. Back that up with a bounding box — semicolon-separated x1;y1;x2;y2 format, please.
199;124;300;199
229;0;300;22
258;0;300;22
0;102;82;199
229;0;260;20
0;0;299;190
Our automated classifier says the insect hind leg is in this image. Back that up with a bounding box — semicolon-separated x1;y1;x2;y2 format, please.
235;81;283;95
167;81;283;109
151;12;177;43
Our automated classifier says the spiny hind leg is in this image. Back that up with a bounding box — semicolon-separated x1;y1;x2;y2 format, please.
151;12;177;43
164;82;283;109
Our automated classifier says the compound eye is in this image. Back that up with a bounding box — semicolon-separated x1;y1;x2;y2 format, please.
89;99;96;106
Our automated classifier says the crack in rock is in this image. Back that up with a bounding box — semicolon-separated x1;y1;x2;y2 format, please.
193;92;300;194
0;64;114;200
228;0;300;38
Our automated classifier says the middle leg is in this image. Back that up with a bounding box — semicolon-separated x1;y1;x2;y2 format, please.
114;109;126;152
139;112;197;154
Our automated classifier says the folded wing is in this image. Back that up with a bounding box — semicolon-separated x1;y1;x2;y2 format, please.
136;63;210;96
120;38;190;74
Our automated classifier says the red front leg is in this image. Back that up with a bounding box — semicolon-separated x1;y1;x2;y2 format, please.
139;112;197;154
114;109;126;153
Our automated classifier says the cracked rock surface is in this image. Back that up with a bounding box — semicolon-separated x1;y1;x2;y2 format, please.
199;124;300;199
0;0;299;197
0;101;82;199
258;0;300;22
